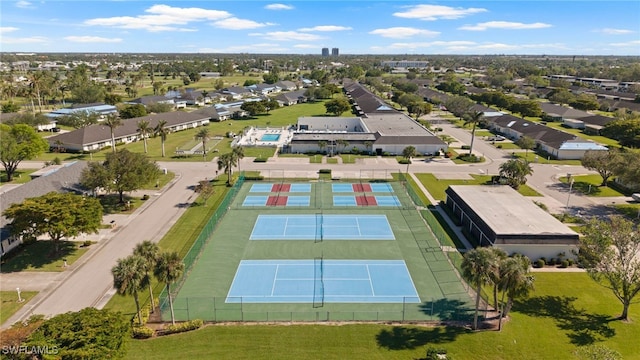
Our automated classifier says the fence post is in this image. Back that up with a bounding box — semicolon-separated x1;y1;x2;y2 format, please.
186;297;190;321
402;297;406;323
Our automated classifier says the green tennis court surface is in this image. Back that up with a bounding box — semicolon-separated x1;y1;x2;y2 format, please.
164;179;474;322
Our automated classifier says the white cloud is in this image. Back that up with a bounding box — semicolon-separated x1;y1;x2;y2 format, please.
198;43;288;53
369;27;439;39
16;1;34;9
387;40;476;49
293;44;319;48
610;40;640;47
250;31;322;41
298;25;352;32
265;4;294;10
0;27;19;34
394;5;487;21
65;36;123;43
213;18;273;30
85;4;232;32
1;36;47;44
459;21;552;31
597;28;634;35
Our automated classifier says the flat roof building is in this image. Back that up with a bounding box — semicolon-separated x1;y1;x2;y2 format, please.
445;185;579;260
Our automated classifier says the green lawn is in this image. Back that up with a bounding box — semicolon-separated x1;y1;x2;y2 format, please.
0;291;38;324
558;175;626;197
613;204;640;220
415;173;541;201
326;157;338;164
0;241;90;273
512;151;583;166
0;169;38;184
492;142;521;150
124;272;640;360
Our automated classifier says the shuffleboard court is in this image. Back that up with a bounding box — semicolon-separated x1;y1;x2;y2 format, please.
243;196;310;207
332;183;394;193
333;195;401;207
226;260;420;303
250;214;395;240
249;183;312;193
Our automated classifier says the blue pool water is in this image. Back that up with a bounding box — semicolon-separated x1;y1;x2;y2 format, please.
260;134;281;141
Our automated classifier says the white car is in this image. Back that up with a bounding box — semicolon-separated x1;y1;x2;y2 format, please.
632;193;640;202
487;135;506;141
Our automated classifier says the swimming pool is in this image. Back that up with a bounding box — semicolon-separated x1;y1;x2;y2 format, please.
260;134;281;141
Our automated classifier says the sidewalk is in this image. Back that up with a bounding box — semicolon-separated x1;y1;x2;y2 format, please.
408;172;473;251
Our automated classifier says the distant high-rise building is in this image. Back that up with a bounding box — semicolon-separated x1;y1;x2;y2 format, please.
321;48;329;56
332;48;339;56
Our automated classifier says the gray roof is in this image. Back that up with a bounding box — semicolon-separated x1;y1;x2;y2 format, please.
47;111;210;147
447;185;578;237
291;133;376;142
488;114;575;149
374;135;447;145
540;103;591;119
1;161;88;233
275;89;307;102
362;113;435;137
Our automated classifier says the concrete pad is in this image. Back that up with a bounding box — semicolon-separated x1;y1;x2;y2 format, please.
0;272;65;291
433;173;475;180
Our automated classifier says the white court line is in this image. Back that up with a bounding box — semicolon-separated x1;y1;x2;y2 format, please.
366;264;375;296
271;264;280;296
356;217;362;236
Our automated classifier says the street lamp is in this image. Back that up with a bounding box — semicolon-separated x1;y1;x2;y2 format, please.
566;175;574;213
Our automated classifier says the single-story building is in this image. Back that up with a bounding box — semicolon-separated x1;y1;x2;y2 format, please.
444;185;579;260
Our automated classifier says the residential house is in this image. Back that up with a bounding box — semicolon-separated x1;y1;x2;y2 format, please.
221;86;252;100
1;161;88;257
275;81;298;91
46;111;211;152
126;95;175;108
192;105;231;122
275;89;308;106
248;83;281;95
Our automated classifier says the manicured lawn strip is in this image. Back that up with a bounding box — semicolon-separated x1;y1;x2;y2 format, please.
415;173;541;201
326;157;338;164
511;151;583;166
400;173;431;206
0;169;38;184
141;171;175;190
491;142;521;150
0;291;38;324
558;174;626;197
103;179;231;315
339;154;369;164
0;241;90;273
124;272;640;360
613;204;640;220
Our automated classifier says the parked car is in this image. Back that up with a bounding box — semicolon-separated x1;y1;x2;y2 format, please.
487;135;506;141
632;193;640;202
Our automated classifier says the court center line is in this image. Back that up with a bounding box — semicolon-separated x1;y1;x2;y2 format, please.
271;264;280;297
283;216;289;238
366;264;375;296
356;217;362;236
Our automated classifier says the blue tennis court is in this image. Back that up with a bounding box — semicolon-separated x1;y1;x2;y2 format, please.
250;214;395;240
226;260;420;303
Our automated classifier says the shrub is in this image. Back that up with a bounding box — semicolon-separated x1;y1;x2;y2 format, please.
141;194;150;201
535;259;545;268
549;258;556;266
456;154;483;163
318;169;331;174
567;258;574;266
244;175;264;180
425;347;447;360
540;257;547;264
253;157;267;162
132;302;152;327
163;319;204;335
132;326;154;339
82;240;92;247
555;258;564;265
398;159;410;164
461;145;471;150
560;260;569;268
497;144;503;149
382;152;391;156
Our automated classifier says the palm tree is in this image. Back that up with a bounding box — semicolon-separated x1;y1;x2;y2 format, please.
364;141;373;155
133;241;160;312
154;120;169;157
464;110;484;156
461;247;499;330
104;113;122;152
336;139;348;154
499;159;534;189
112;255;149;325
217;152;238;186
137;119;151;153
195;128;210;160
488;247;508;311
154;251;185;325
402;146;417;174
318;140;327;154
232;146;245;174
497;255;534;330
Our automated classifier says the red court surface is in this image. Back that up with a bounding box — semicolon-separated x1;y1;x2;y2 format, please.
352;183;372;192
271;184;292;192
267;196;288;206
355;195;377;206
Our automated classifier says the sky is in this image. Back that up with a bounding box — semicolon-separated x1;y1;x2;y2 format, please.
0;1;639;55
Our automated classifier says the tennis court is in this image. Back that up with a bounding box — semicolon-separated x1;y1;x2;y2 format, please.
249;214;395;240
332;183;394;193
226;260;420;303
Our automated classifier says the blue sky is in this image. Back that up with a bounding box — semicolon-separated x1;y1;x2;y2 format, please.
1;1;639;55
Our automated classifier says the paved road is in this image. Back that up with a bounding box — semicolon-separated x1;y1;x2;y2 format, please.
2;119;633;327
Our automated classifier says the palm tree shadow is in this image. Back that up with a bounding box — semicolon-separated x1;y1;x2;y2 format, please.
515;295;616;346
419;298;474;323
376;326;467;350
